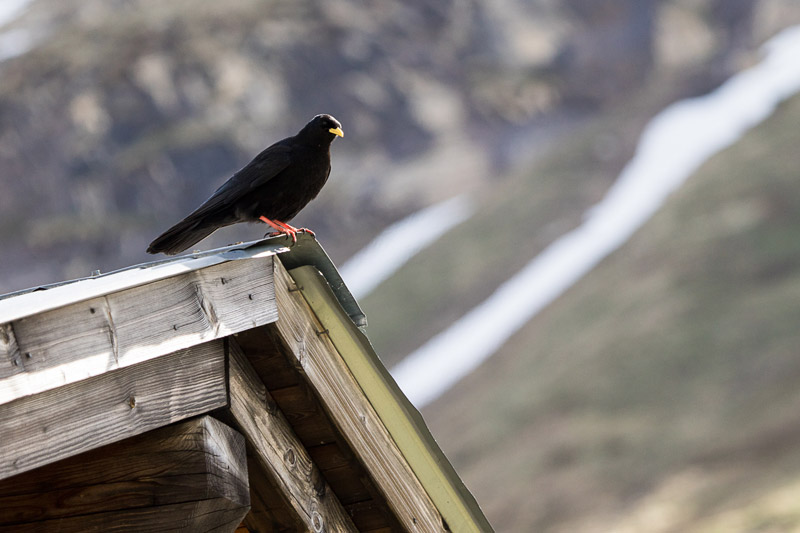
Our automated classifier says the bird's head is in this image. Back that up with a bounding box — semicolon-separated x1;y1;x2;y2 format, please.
300;114;343;146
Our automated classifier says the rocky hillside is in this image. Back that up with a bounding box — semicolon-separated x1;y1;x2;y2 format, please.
420;90;800;532
1;0;792;292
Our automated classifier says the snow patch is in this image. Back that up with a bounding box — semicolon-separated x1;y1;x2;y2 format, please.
391;24;800;408
0;0;36;62
0;0;33;27
339;194;475;300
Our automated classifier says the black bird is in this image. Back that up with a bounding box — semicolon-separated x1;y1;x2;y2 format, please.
147;114;343;255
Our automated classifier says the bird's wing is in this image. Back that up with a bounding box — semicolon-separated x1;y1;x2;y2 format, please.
189;141;293;216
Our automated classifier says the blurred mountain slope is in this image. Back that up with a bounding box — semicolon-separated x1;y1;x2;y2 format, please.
359;92;659;365
421;91;800;531
0;0;568;290
2;0;793;291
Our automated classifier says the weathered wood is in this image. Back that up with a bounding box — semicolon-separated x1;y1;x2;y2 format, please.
0;416;249;532
291;266;493;533
236;327;402;532
345;500;395;533
0;340;228;480
269;385;340;446
0;500;247;533
235;326;301;389
271;261;446;532
0;255;277;406
241;453;303;532
225;338;357;532
0;323;21;382
307;443;372;504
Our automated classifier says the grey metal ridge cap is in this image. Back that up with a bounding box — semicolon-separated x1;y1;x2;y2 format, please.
275;232;368;330
0;239;289;323
0;235;367;331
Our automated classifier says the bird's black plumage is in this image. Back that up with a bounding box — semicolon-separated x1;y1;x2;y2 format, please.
147;114;343;255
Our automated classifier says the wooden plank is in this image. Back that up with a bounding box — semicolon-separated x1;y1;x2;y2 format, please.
290;266;494;533
0;416;249;531
271;261;446;532
241;453;303;532
0;323;22;382
236;327;402;532
235;327;301;389
0;240;284;324
9;295;116;391
0;255;277;407
345;500;395;533
0;340;228;480
307;445;372;505
0;500;247;533
226;338;357;532
269;385;340;446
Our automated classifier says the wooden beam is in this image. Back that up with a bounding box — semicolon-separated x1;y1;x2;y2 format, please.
0;255;277;407
241;453;303;532
271;261;447;532
0;340;228;480
236;328;404;532
225;338;357;532
0;416;249;532
289;266;494;533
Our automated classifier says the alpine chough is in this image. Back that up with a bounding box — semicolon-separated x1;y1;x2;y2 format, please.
147;114;343;255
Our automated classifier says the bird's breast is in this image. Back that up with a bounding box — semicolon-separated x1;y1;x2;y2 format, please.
247;149;331;222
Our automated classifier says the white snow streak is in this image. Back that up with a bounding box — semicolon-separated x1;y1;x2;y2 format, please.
339;194;475;300
0;28;34;61
0;0;32;27
0;0;35;62
391;25;800;408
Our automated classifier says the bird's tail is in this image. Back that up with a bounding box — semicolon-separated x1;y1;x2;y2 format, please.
146;217;217;255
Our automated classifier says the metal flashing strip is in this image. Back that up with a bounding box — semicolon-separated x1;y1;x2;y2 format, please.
0;240;288;324
276;232;368;329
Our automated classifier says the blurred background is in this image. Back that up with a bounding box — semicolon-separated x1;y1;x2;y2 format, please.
3;0;800;530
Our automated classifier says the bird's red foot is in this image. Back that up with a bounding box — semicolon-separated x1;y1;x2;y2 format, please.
279;221;315;238
296;227;316;237
259;217;316;243
259;216;299;243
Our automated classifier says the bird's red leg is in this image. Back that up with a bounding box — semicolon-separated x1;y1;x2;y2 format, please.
259;216;297;243
274;221;300;242
276;220;315;238
258;216;281;231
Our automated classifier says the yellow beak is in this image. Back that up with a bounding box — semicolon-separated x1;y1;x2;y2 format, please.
329;127;344;137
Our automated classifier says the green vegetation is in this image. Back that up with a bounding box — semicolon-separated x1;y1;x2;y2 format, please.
361;97;658;365
360;89;800;530
415;94;800;531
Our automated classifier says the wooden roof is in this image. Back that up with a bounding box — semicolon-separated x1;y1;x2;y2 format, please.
0;234;491;532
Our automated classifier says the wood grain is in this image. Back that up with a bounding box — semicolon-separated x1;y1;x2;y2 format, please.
0;323;21;383
291;266;494;532
269;385;340;446
226;338;357;532
0;416;249;532
0;340;228;480
0;255;277;406
240;452;303;532
271;261;446;532
0;500;247;533
236;326;402;532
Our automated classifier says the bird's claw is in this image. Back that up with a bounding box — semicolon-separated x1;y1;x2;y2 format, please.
264;230;297;244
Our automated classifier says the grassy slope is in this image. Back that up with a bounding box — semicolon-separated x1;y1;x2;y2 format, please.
421;92;800;531
360;99;656;366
